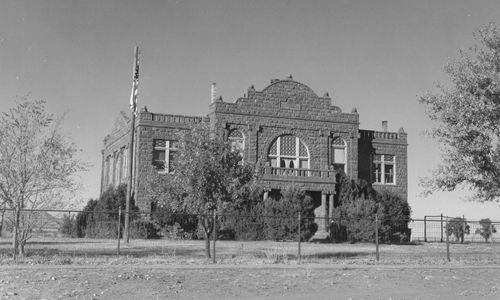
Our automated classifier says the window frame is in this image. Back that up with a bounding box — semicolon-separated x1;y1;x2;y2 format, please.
331;137;347;173
153;139;177;174
372;154;396;185
228;130;245;162
268;135;309;169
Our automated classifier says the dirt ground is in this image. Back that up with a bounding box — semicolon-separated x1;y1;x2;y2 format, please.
1;265;499;300
1;239;500;299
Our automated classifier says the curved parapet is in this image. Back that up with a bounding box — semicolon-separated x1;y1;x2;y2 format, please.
210;77;354;123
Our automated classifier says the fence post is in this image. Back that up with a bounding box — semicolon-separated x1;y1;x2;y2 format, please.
490;223;494;243
212;211;216;264
424;216;427;242
440;214;443;243
446;217;450;262
298;211;302;264
462;215;466;243
375;215;379;262
117;207;121;255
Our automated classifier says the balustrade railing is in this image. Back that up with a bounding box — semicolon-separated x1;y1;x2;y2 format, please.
263;166;336;179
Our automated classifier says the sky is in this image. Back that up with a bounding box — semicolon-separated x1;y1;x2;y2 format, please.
1;0;500;219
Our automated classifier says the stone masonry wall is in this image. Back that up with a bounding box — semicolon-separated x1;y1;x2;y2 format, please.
134;112;205;211
100;78;408;211
100;117;131;195
208;80;360;194
358;129;408;200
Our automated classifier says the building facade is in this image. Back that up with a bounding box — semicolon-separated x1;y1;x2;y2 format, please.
100;77;408;238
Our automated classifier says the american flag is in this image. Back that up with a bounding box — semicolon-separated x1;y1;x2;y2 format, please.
129;47;139;111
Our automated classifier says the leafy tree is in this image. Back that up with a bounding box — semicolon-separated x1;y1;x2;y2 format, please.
446;217;470;243
0;99;86;256
419;23;500;201
475;218;497;242
143;123;256;258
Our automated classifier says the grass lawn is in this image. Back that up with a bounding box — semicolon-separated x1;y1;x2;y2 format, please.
1;237;500;266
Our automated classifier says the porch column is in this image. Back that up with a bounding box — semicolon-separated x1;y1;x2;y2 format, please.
321;192;327;232
329;194;334;219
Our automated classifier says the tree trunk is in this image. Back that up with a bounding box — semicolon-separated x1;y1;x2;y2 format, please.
0;208;4;237
205;234;211;258
12;205;20;257
203;216;212;258
18;241;25;257
18;228;27;257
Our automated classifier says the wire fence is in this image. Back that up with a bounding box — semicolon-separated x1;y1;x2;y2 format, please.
0;208;499;264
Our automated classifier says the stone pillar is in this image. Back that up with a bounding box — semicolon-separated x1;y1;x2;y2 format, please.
329;194;334;219
99;150;105;196
321;193;327;232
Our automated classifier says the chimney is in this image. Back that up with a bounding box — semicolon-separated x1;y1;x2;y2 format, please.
211;82;216;103
382;120;388;132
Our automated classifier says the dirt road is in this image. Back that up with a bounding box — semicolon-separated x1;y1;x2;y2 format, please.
1;265;499;299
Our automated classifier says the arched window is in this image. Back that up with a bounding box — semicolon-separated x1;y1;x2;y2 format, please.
228;129;245;154
331;137;346;172
268;135;309;169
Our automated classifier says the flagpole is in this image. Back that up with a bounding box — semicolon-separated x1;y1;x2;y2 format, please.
124;46;139;244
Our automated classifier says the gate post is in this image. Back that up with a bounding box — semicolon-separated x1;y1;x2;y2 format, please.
440;214;443;243
424;216;427;242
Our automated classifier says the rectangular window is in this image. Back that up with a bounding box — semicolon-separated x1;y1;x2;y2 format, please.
373;162;382;183
333;148;346;164
372;154;395;184
153;139;176;173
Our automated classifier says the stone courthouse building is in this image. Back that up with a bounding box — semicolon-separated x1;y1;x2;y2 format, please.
100;76;407;238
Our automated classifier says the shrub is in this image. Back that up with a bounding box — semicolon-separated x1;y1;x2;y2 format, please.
342;197;382;242
59;214;78;238
75;199;98;237
75;184;140;238
446;217;470;243
129;219;161;239
262;186;316;241
376;189;412;243
85;220;118;239
475;218;497;242
331;172;412;243
150;207;200;239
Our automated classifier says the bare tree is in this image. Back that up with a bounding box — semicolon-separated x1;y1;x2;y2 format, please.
0;99;86;257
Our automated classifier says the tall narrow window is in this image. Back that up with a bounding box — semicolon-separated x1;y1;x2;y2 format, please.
331;137;346;172
105;156;111;186
267;135;309;170
228;130;245;157
153;139;177;173
373;154;395;184
121;147;128;183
